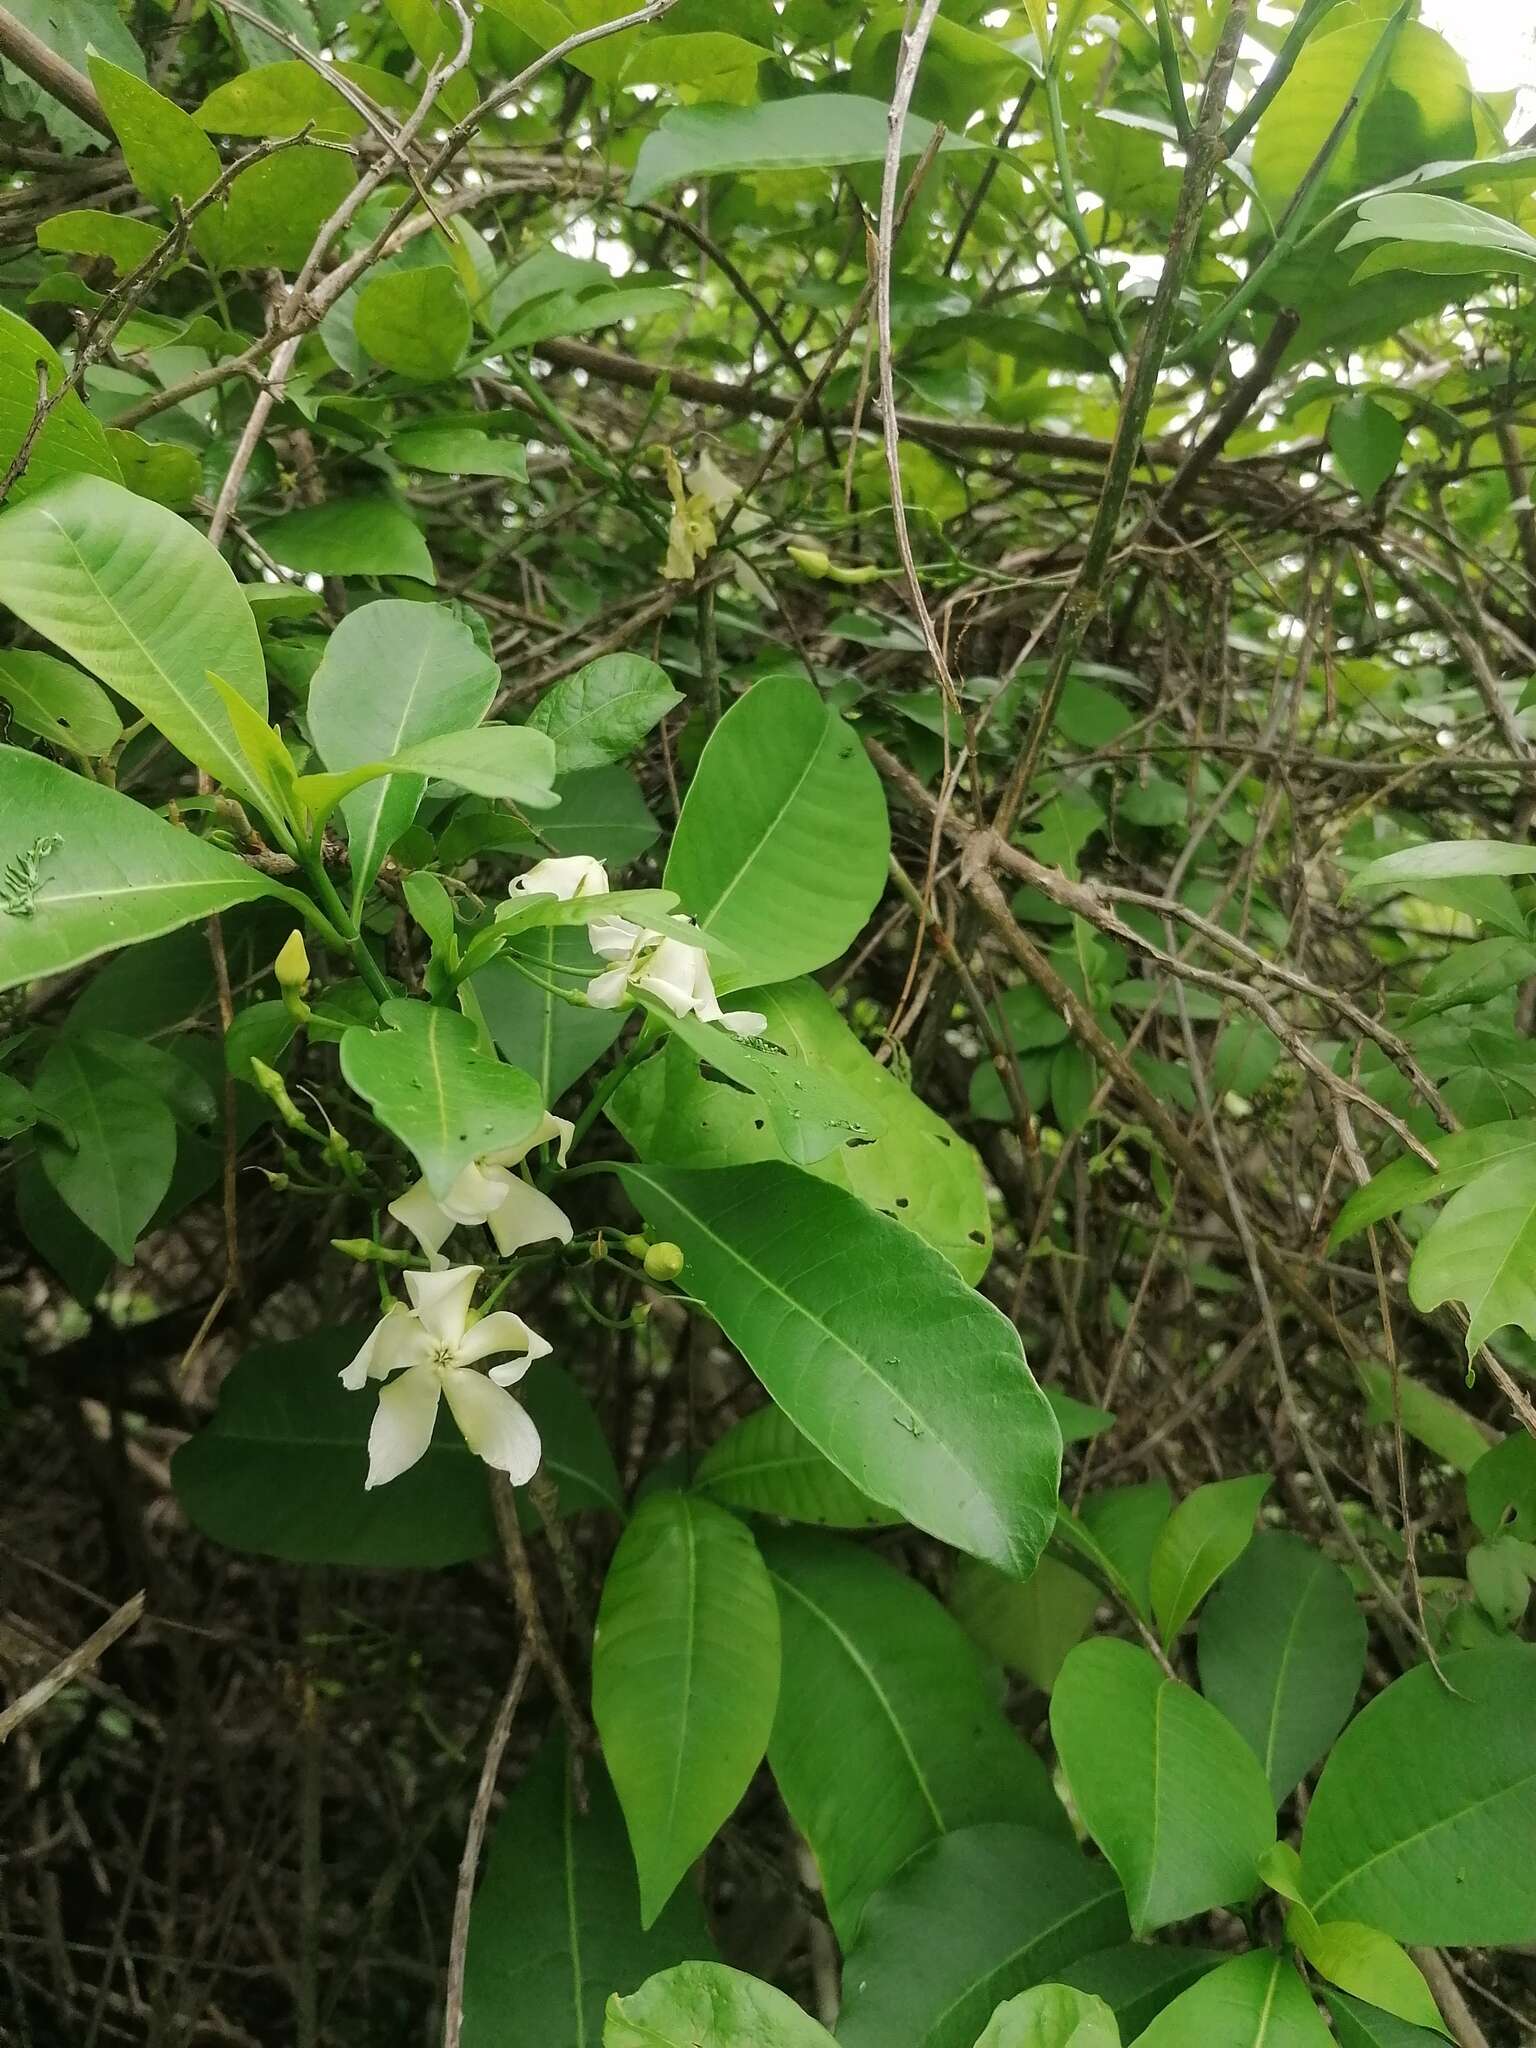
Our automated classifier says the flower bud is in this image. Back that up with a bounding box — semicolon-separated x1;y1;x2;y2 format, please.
249;1057;309;1131
622;1234;650;1259
275;928;311;995
643;1240;685;1283
331;1237;412;1267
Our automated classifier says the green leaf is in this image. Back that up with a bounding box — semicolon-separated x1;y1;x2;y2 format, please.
763;1532;1069;1946
621;31;769;89
948;1554;1101;1693
665;677;890;986
104;429;200;509
1405;937;1536;1022
1351;840;1536;890
0;747;306;995
1357;1364;1493;1475
1329;396;1406;500
0;475;268;800
475;927;625;1104
1328;1990;1449;2048
341;999;545;1199
1406;1153;1536;1355
307;599;500;908
1050;1639;1276;1936
615;1162;1061;1577
648;1001;875;1167
694;1404;902;1529
195;146;356;271
1329;1121;1536;1246
611;977;991;1281
604;1963;833;2048
1055;1947;1223;2039
355;265;471;382
1288;1910;1446;2037
30;1039;176;1261
88;56;219;210
529;654;683;775
1467;1431;1536;1542
463;1742;716;2048
972;1986;1119;2048
0;306;121;505
173;1330;618;1565
0;0;144;149
257;495;435;582
1057;1481;1171;1617
37;209;165;276
593;1492;779;1927
195;59;417;138
301;724;558;819
1198;1529;1367;1804
1340;192;1536;284
1298;1645;1536;1944
836;1825;1128;2048
629;95;972;205
393;425;529;480
0;650;120;757
1133;1951;1334;2048
1148;1473;1272;1643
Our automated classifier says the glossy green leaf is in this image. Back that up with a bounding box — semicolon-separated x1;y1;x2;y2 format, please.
195;59;417;138
0;650;120;757
1467;1431;1536;1542
948;1554;1100;1693
0;0;143;149
1406;1152;1536;1355
307;599;499;909
463;1742;715;2048
0;307;121;506
1357;1365;1493;1475
104;430;200;509
1057;1481;1171;1617
0;476;268;799
763;1532;1067;1946
355;265;471;382
1134;1951;1333;2048
36;209;165;274
1329;397;1406;500
1299;1645;1536;1944
665;677;889;986
1331;1122;1536;1246
1352;840;1536;890
1405;937;1536;1022
837;1825;1128;2048
196;146;356;271
604;1963;833;2048
972;1986;1119;2048
611;976;991;1280
1148;1473;1272;1643
529;654;683;775
30;1038;176;1261
1287;1908;1446;2037
89;56;219;210
340;999;545;1197
615;1162;1060;1577
474;927;625;1105
1050;1639;1275;1936
630;95;971;205
393;425;529;480
694;1404;901;1529
649;1001;874;1167
593;1491;779;1927
1328;1990;1448;2048
173;1330;618;1565
1198;1529;1366;1803
0;747;305;994
1055;1947;1223;2039
258;495;436;582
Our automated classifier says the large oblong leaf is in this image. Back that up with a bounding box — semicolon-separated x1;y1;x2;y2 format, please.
1049;1639;1275;1937
463;1742;714;2048
593;1492;780;1928
528;653;683;774
1198;1529;1366;1803
1147;1473;1271;1643
837;1826;1128;2048
615;1161;1060;1578
0;476;268;799
694;1404;901;1529
340;1000;544;1199
762;1532;1067;1946
1406;1153;1536;1355
665;676;889;986
605;1963;834;2048
0;307;121;504
1133;1951;1333;2048
307;600;500;909
1298;1644;1536;1944
31;1039;176;1261
0;747;305;994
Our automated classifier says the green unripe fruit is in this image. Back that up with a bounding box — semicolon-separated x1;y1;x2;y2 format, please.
643;1240;685;1283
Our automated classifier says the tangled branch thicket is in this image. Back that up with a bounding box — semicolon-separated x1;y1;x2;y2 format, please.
3;1;1536;2043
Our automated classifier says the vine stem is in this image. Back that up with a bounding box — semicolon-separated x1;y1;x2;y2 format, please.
298;850;392;1005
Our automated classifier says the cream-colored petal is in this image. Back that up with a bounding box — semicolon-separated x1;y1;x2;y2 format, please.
438;1159;512;1226
339;1304;425;1388
633;937;700;1018
403;1264;481;1346
440;1370;543;1485
585;965;631;1010
388;1179;455;1260
719;1008;768;1039
454;1307;548;1370
530;1110;575;1166
509;854;609;902
485;1177;574;1256
588;914;643;962
364;1364;442;1488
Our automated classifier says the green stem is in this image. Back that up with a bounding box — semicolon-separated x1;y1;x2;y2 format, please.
553;1024;661;1170
299;851;391;1004
1042;60;1130;357
1223;0;1336;151
1150;0;1192;143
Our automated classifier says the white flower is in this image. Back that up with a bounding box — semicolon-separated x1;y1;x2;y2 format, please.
509;854;609;902
388;1113;574;1265
340;1266;549;1489
586;915;765;1038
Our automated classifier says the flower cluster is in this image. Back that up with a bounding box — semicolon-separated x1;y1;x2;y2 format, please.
510;854;765;1037
341;1266;547;1488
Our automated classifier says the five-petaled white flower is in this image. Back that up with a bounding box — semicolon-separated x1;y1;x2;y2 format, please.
389;1113;574;1265
509;853;610;901
340;1266;549;1489
586;914;766;1038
